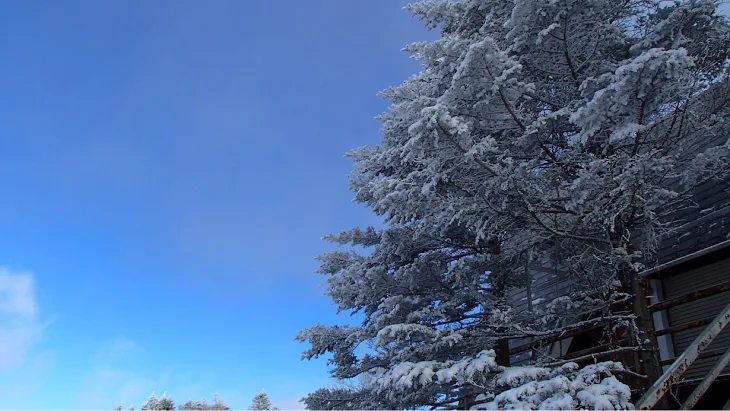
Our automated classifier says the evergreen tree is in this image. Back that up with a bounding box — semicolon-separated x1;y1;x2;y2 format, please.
179;394;231;411
141;393;175;411
115;394;229;411
248;391;278;410
298;0;730;408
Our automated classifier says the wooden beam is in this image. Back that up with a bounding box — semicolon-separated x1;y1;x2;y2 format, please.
655;316;714;337
648;280;730;313
633;275;662;393
658;348;726;367
641;238;730;279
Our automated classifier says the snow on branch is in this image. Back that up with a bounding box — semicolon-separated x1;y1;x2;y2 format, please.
476;361;634;410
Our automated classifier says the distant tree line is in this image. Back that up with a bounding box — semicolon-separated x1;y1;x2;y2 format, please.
114;390;278;411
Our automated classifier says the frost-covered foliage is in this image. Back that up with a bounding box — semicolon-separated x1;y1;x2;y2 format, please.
298;0;730;408
248;391;278;410
114;394;230;411
302;385;405;410
179;395;231;411
304;358;634;410
480;361;633;410
141;393;175;410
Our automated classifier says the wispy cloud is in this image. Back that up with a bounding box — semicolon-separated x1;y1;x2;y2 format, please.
77;337;158;409
0;267;46;369
0;350;55;409
77;337;213;409
0;267;55;409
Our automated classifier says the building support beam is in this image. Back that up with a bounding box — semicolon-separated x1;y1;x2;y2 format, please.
680;346;730;409
635;301;730;410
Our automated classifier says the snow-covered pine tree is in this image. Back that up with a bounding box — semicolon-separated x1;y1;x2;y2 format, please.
302;377;406;410
115;394;230;411
179;394;231;411
248;391;278;410
298;0;730;408
141;393;175;411
177;400;211;411
302;387;386;410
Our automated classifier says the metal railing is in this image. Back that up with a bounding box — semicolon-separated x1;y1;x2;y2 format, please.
635;300;730;409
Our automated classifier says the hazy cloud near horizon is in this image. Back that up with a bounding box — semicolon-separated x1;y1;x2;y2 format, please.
0;268;44;369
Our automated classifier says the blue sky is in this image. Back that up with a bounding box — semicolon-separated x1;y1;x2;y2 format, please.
0;1;429;408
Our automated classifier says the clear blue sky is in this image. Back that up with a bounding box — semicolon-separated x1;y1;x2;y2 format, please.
0;1;428;408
